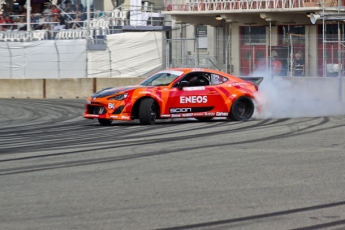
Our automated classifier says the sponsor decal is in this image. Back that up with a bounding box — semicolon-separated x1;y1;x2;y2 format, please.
216;112;228;116
182;113;193;117
204;112;215;116
108;103;115;109
193;113;204;116
110;115;118;119
161;114;171;118
98;107;105;114
121;115;130;120
184;86;205;91
171;114;181;118
170;108;192;114
180;96;208;104
191;68;204;71
86;114;99;117
228;82;246;87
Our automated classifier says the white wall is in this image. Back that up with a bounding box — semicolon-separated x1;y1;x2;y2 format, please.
0;40;87;79
0;32;164;79
87;32;164;78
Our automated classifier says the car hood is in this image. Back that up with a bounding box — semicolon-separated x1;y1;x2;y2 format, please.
91;85;147;98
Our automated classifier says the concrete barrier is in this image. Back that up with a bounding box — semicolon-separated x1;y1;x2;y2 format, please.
46;78;94;99
0;77;344;100
0;78;147;99
0;79;44;98
96;78;146;92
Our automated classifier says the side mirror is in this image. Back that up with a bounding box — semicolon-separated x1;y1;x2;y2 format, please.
177;80;189;90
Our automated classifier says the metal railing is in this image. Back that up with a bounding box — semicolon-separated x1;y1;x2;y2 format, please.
0;4;171;42
165;0;340;11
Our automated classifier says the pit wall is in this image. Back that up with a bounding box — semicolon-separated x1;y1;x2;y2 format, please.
0;77;344;100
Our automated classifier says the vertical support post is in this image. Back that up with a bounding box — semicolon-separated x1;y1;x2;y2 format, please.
288;24;292;77
269;21;272;77
43;79;46;99
249;24;251;74
225;35;230;73
6;42;12;79
27;0;31;32
194;26;198;68
338;0;342;101
322;0;326;77
85;41;88;78
195;37;199;67
93;78;97;93
307;25;310;76
165;39;170;68
181;40;184;67
229;22;232;73
87;0;91;42
108;45;112;78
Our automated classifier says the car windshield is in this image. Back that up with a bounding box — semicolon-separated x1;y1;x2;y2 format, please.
139;70;183;86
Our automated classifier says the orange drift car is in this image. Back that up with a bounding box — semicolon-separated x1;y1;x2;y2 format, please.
84;68;263;125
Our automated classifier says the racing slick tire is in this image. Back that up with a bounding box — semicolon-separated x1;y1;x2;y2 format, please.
229;97;254;121
139;98;157;125
98;118;113;126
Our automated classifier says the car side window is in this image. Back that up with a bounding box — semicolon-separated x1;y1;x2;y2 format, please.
177;72;210;87
210;74;228;85
149;73;177;86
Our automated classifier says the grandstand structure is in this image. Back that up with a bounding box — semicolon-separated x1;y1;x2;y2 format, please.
0;0;171;79
163;0;345;77
0;0;170;42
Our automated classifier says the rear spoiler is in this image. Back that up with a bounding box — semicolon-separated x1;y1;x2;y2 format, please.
239;77;264;87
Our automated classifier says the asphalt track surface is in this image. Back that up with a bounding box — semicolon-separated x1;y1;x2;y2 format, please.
0;99;345;230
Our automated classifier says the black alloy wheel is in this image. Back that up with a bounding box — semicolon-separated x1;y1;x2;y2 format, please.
139;98;157;125
229;97;255;121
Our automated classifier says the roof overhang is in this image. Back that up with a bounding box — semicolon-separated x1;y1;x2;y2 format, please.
163;7;345;25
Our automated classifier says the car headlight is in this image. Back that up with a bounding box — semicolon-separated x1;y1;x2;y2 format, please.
108;93;128;101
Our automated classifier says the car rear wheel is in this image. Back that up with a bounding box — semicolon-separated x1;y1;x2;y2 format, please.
229;97;254;121
98;118;113;126
139;98;157;125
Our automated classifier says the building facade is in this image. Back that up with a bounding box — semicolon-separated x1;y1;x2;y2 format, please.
163;0;345;77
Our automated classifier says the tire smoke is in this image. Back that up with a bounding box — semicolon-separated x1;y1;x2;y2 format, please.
253;73;345;119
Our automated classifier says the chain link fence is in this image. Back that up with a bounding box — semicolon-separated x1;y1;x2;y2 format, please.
240;34;345;77
166;25;230;72
165;25;343;78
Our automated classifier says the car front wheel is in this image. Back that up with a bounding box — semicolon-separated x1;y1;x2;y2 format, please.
139;98;157;125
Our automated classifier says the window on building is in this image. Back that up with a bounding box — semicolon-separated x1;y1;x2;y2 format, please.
278;25;305;45
241;26;266;45
197;25;207;50
318;24;345;41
